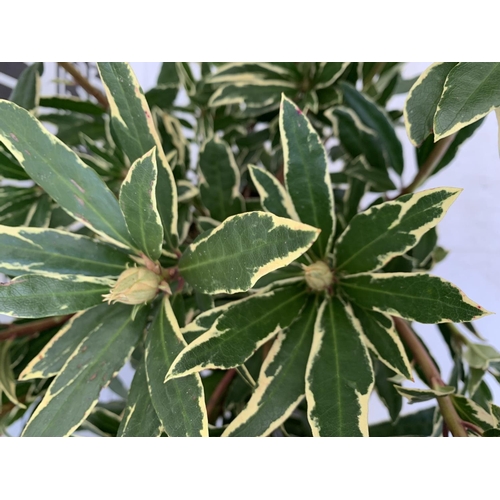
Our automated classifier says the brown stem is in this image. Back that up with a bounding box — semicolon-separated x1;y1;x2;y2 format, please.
0;315;72;342
400;134;456;195
57;62;109;109
394;317;467;437
206;369;236;423
460;420;483;436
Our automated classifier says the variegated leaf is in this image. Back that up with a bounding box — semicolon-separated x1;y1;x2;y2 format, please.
339;82;404;175
280;94;335;257
22;304;148;436
344;155;396;192
314;62;350;89
334;187;461;274
209;80;296;113
0;148;29;180
434;63;500;140
179;211;319;295
223;296;317;437
326;106;387;171
118;356;162;437
0;225;131;279
248;164;299;220
207;63;293;84
0;341;23;407
404;62;457;146
199;137;244;222
166;283;307;380
0;275;111;318
145;297;208;437
97;62;178;250
452;394;499;430
395;385;455;403
10;62;43;111
339;272;490;323
19;303;112;380
0;100;133;249
39;96;104;115
119;147;163;260
351;304;412;379
464;343;500;370
306;297;374;436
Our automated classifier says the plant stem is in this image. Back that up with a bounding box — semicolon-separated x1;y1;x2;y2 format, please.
57;62;109;109
206;369;236;423
393;317;467;437
400;134;456;195
0;315;72;342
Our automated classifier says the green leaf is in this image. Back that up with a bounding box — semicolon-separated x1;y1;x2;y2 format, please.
334;187;461;274
22;304;148;436
369;407;435;437
451;394;499;431
0;149;29;180
280;94;335;257
483;428;500;437
0;275;110;318
27;194;52;228
373;360;402;423
351;305;412;379
339;272;490;323
339;82;404;175
119;147;163;260
118;357;162;437
0;100;133;249
209;81;296;113
434;63;500;140
417;119;484;176
314;62;350;88
207;63;293;84
248;164;299;220
166;283;307;380
145;85;178;110
395;385;455;403
19;303;113;380
344;155;396;192
0;341;24;407
179;211;319;295
326;106;387;171
145;297;208;437
223;296;317;437
306;297;374;436
199;137;244;222
403;62;457;146
464;343;500;370
97;62;178;251
10;62;43;111
39;96;104;115
0;225;130;279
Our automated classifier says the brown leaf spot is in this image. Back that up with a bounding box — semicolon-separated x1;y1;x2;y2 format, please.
25;150;31;156
89;374;97;381
75;196;85;207
9;133;18;142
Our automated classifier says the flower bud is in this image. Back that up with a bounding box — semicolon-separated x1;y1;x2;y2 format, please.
303;261;333;291
103;266;162;305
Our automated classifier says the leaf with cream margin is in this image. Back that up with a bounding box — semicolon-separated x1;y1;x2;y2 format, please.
339;272;491;324
22;304;148;437
0;100;133;249
179;211;319;295
334;187;461;275
0;225;131;279
145;297;208;437
0;275;111;318
306;297;374;436
97;62;178;251
248;164;299;221
223;296;317;437
434;63;500;140
280;94;334;258
166;283;307;380
119;147;163;261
